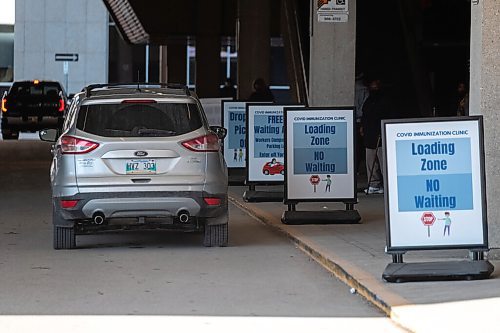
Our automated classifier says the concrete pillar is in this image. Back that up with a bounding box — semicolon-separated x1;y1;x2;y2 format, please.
237;0;271;100
309;0;356;106
196;0;222;98
469;0;500;250
159;42;187;84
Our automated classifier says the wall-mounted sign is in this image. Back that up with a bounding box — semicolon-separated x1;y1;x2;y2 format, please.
222;101;247;168
284;107;356;202
317;0;349;23
246;103;304;184
55;53;79;62
383;117;488;252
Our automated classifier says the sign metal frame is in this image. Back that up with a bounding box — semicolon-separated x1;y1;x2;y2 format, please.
284;107;357;205
382;116;488;253
245;103;305;186
221;100;248;169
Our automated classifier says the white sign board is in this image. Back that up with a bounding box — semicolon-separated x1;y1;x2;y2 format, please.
317;0;349;22
246;104;304;183
222;101;247;168
285;108;356;202
383;117;488;251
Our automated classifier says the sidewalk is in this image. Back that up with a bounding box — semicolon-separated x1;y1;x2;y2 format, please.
229;185;500;333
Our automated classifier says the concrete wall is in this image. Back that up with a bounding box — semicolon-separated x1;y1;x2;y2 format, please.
14;0;108;94
470;0;500;250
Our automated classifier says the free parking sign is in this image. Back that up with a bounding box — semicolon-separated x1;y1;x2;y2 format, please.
382;116;488;251
246;103;304;184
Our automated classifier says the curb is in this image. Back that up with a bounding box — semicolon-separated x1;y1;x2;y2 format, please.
229;194;413;331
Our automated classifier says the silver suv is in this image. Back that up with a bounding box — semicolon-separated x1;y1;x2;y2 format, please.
40;84;228;249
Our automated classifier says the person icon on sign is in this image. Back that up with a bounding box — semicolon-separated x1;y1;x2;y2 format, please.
323;175;332;192
439;212;452;236
238;148;244;162
233;149;238;162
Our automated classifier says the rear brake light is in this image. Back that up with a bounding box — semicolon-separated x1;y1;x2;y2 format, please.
1;98;6;112
204;197;222;206
61;136;99;154
181;134;220;152
58;98;65;112
60;200;79;209
121;99;157;104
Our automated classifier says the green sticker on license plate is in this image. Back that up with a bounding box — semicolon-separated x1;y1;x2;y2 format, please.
126;159;157;174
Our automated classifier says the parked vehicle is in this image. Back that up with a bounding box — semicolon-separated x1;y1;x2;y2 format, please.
40;83;228;249
1;80;66;140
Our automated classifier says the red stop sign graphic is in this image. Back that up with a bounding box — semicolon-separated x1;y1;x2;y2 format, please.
421;212;436;226
309;175;320;185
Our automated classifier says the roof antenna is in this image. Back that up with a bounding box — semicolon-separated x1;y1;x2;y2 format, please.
136;70;141;92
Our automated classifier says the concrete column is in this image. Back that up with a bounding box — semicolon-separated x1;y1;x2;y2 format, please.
469;0;500;250
309;0;356;106
196;0;222;98
158;42;187;84
237;0;271;100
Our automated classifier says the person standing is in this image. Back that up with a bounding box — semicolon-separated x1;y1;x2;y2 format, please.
355;72;369;174
248;78;275;102
360;78;393;194
456;82;469;116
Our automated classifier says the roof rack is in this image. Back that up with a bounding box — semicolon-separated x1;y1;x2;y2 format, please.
83;83;191;98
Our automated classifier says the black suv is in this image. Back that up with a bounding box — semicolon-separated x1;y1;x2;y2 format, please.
1;80;67;140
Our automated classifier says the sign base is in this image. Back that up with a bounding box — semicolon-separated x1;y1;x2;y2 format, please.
228;169;246;185
243;190;284;203
383;260;494;283
281;210;361;225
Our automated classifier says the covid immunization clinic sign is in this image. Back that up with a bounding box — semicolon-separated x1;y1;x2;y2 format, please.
284;107;356;202
222;101;247;168
383;116;488;252
246;103;304;183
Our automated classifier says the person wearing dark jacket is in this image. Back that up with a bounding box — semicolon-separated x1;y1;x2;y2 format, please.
248;78;275;102
360;78;393;194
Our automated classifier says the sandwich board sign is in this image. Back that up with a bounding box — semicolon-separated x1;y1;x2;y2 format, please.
221;101;247;169
284;107;356;202
381;116;493;282
245;103;304;185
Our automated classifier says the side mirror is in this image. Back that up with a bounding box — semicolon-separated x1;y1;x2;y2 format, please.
39;128;58;142
210;126;227;140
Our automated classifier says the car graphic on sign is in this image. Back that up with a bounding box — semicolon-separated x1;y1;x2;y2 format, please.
262;160;285;176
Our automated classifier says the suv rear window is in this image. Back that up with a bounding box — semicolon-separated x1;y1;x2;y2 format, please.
10;82;62;97
76;102;203;137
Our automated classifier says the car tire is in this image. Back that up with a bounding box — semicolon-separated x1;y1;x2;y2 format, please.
263;170;269;175
2;130;19;140
203;223;228;247
280;170;285;175
52;206;76;250
53;226;76;250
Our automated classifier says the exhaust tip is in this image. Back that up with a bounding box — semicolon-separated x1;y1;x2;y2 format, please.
92;212;106;225
177;211;190;223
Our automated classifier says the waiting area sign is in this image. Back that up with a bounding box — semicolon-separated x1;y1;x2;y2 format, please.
382;116;493;282
383;117;488;251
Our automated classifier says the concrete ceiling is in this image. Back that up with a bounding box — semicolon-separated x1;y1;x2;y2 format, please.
102;0;237;44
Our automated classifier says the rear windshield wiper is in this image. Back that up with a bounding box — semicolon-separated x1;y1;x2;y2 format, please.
137;129;177;137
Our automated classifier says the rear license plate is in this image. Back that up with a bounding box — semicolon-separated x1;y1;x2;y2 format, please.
126;159;157;175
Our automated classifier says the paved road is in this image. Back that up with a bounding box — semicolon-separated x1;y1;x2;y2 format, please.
0;141;403;331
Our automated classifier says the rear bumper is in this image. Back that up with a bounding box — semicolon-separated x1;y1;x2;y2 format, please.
2;115;63;131
55;191;228;226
